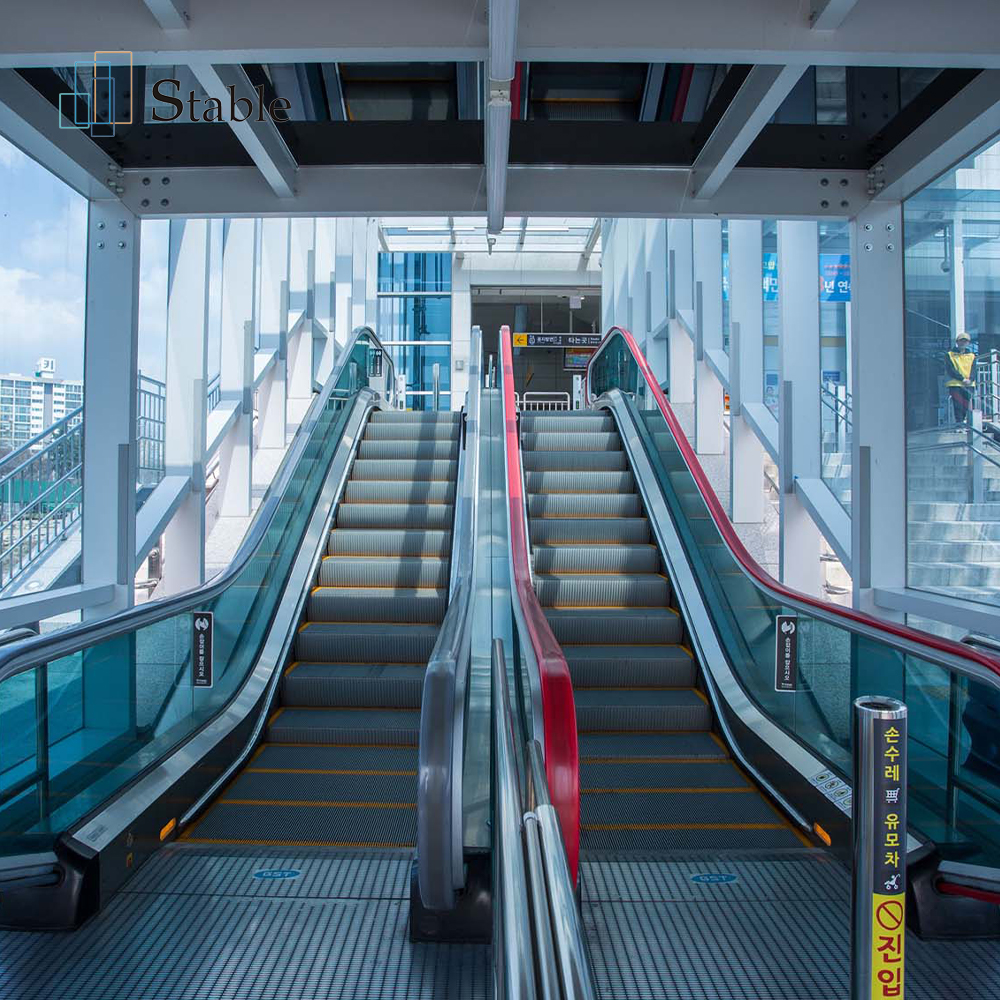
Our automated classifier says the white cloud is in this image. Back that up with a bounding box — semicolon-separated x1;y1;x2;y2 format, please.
0;135;30;171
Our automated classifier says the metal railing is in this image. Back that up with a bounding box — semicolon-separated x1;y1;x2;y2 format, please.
976;348;1000;425
820;380;853;512
516;391;571;412
206;372;221;413
137;373;166;487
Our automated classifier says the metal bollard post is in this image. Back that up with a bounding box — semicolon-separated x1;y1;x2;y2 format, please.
852;696;907;1000
432;363;441;412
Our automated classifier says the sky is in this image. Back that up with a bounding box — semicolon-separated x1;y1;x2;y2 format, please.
0;133;170;382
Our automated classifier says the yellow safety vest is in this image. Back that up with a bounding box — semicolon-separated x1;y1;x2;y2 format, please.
946;350;976;387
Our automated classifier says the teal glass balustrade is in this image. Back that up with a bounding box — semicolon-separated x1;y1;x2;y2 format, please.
590;328;1000;867
0;330;388;856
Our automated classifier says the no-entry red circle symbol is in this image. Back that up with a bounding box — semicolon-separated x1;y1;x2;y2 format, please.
876;899;904;931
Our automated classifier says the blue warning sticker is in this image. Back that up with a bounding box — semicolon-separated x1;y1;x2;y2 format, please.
690;873;738;885
253;869;301;880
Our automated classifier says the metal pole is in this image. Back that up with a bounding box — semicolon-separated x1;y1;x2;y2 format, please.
852;696;907;1000
432;363;441;412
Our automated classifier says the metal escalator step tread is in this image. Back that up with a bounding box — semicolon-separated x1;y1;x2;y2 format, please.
545;608;682;645
344;480;456;504
580;824;806;852
568;648;695;688
522;451;628;472
575;689;711;732
307;588;447;624
183;802;416;848
251;744;419;772
336;504;454;529
525;471;636;494
268;707;420;745
580;759;751;791
581;789;787;828
528;494;642;518
579;732;726;760
535;574;670;608
521;414;614;432
327;529;451;557
533;545;660;575
295;622;439;663
522;431;622;452
531;518;651;545
370;409;459;423
218;770;416;805
358;439;459;460
281;663;425;708
318;556;449;588
349;458;458;481
363;422;460;441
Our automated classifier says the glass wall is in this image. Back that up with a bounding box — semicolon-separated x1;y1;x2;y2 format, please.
377;252;452;409
904;133;1000;605
762;220;779;415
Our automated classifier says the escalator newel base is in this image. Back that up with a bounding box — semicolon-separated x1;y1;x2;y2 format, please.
408;852;492;943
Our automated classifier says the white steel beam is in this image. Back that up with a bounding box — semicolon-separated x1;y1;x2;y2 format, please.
872;70;1000;202
118;164;867;221
142;0;188;31
187;62;298;198
810;0;860;31
691;64;809;200
7;1;1000;69
0;69;117;200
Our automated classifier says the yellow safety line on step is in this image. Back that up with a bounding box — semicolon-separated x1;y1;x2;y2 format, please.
582;822;789;832
218;799;415;809
582;786;755;795
246;767;417;776
183;838;416;848
582;757;734;765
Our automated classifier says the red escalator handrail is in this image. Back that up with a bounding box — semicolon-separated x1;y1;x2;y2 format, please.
500;325;581;882
586;325;1000;686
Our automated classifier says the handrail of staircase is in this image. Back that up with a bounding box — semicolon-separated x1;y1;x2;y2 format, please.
499;324;580;882
0;326;394;685
586;325;1000;689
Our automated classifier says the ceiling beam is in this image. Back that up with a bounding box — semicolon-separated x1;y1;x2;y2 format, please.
187;62;297;198
639;64;666;122
873;69;1000;202
580;219;601;265
810;0;859;31
486;0;518;234
142;0;187;31
0;69;117;199
690;64;808;200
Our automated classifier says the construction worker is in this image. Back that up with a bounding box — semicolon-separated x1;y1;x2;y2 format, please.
945;331;976;425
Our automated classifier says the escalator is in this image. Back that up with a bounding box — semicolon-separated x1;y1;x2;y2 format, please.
182;409;460;849
522;410;807;853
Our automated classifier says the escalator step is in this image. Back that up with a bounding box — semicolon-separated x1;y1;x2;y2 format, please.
350;458;457;481
336;503;454;529
370;409;459;423
327;529;451;557
358;439;459;461
545;608;683;645
580;824;806;853
566;645;695;688
528;493;642;518
531;517;650;545
319;556;449;588
525;470;635;494
523;450;628;472
307;587;447;624
581;789;785;828
579;732;726;760
521;414;613;432
219;769;416;805
523;431;622;452
183;800;417;848
281;663;425;708
580;759;751;791
344;480;456;504
575;688;711;732
296;622;440;663
363;422;460;441
251;744;419;771
535;573;671;608
268;707;420;745
534;544;660;575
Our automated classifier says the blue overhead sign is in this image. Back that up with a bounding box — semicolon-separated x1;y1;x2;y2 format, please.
819;253;851;301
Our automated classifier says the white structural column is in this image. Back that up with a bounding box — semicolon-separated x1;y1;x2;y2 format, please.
256;218;290;449
692;219;725;454
313;217;336;383
450;255;472;410
727;220;767;522
645;219;669;385
286;217;316;424
217;218;256;518
851;202;906;615
667;219;695;403
81;202;141;617
161;219;210;596
950;215;966;338
334;218;354;353
777;220;823;595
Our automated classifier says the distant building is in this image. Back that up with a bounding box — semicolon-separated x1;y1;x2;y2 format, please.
0;358;83;453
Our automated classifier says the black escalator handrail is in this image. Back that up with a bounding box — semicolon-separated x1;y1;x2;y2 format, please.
417;325;481;911
0;325;394;686
586;325;1000;691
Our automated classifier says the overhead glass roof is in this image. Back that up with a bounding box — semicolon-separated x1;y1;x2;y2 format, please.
379;217;600;254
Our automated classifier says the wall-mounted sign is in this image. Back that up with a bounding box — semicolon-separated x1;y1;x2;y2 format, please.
513;333;602;348
820;253;851;302
564;348;596;371
192;612;214;688
775;615;798;691
368;348;383;378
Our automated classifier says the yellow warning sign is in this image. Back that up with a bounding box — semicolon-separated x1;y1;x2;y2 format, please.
513;333;527;347
872;892;905;998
